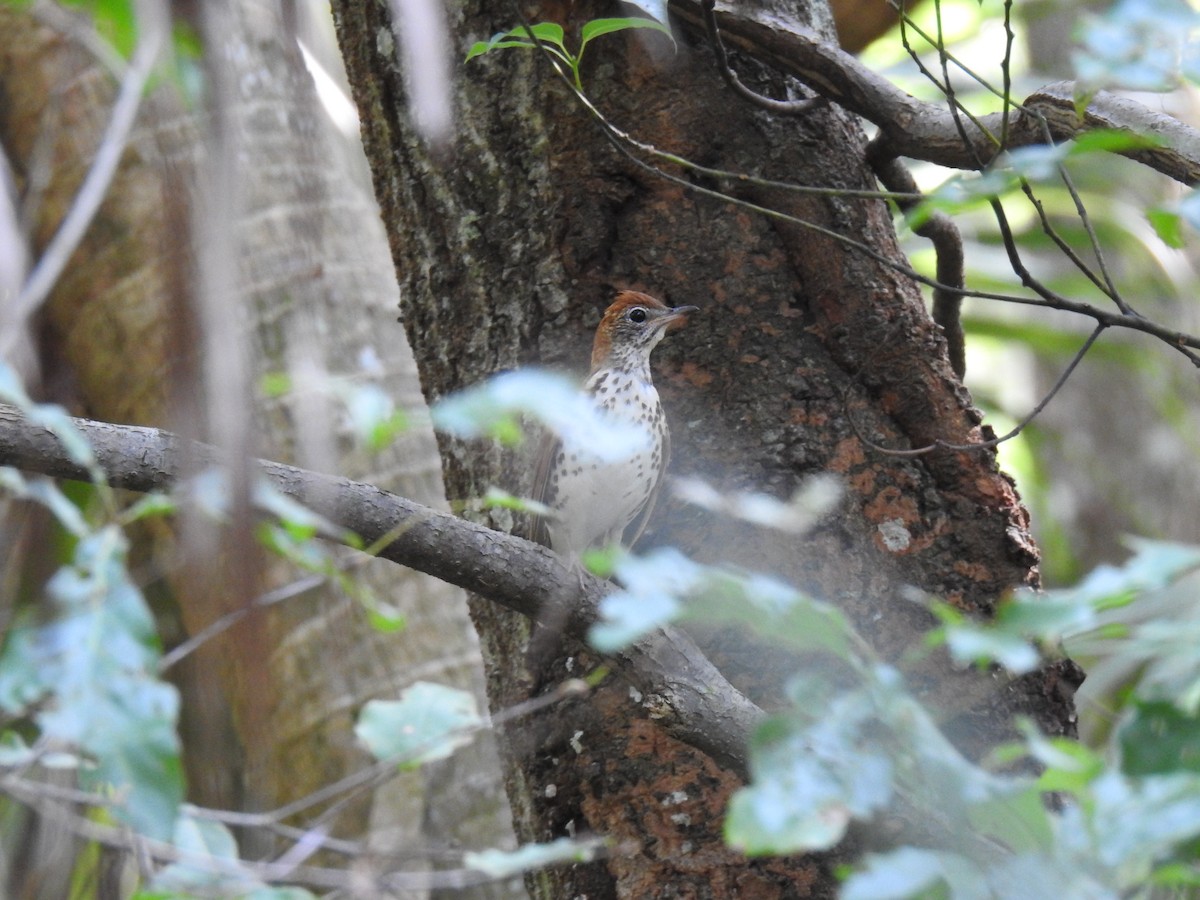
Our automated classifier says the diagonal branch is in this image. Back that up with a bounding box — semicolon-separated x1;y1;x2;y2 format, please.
0;404;762;776
669;1;1200;184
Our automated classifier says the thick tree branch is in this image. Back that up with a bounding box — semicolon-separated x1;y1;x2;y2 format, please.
670;1;1200;183
0;404;762;776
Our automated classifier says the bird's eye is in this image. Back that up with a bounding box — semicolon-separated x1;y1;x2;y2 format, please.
629;307;648;323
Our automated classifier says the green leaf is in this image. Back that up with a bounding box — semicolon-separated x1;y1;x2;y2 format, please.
356;681;481;767
579;17;674;52
260;371;292;398
965;786;1053;852
1029;733;1105;794
340;382;407;450
843;847;987;900
1150;208;1187;248
0;528;183;840
683;569;853;657
253;480;353;543
726;693;896;854
93;0;137;59
150;815;256;894
465;836;607;877
589;548;701;651
362;594;407;634
1067;128;1163;155
432;369;648;459
481;486;553;517
942;622;1040;673
465;22;567;62
123;492;177;523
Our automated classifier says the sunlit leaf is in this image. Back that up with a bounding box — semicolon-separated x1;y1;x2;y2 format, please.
1090;770;1200;866
1067;128;1163;155
966;786;1053;852
579;17;674;52
0;732;80;769
150;816;253;894
684;569;852;657
0;528;182;840
432;369;649;460
260;371;292;398
1151;208;1187;248
727;692;896;854
24;403;96;469
591;588;680;651
465;22;567;62
362;592;407;634
843;847;987;900
673;474;841;533
589;548;701;650
253;480;353;543
21;478;89;538
943;622;1040;673
466;836;607;877
122;492;177;523
356;681;481;767
481;486;553;517
1028;731;1105;794
340;382;407;450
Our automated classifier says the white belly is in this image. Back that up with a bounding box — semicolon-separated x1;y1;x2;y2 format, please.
546;373;665;557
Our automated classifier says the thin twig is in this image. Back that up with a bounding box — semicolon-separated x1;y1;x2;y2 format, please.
701;0;823;116
845;324;1107;458
503;5;1200;365
158;573;328;672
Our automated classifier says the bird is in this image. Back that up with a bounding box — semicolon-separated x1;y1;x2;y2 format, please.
530;291;697;561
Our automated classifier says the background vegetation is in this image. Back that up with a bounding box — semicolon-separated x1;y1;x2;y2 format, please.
0;0;1199;897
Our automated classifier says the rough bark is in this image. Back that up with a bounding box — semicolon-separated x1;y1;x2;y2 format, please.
331;1;1079;896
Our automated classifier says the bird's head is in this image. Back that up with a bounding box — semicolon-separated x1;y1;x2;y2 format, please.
590;291;698;372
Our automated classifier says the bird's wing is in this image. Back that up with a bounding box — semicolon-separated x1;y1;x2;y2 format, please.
622;422;668;550
527;426;559;547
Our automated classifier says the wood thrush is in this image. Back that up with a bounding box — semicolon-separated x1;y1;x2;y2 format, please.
531;291;697;560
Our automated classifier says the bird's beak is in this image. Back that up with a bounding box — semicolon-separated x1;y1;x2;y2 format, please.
661;305;699;332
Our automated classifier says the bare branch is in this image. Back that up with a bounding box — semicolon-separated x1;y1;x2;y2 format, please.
866;138;966;378
668;1;1200;183
0;404;763;776
701;0;824;116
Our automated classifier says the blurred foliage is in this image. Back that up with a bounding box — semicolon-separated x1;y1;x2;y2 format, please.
591;499;1200;897
3;0;1200;894
878;0;1200;586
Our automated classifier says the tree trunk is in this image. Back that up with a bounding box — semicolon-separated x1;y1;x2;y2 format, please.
333;0;1082;895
